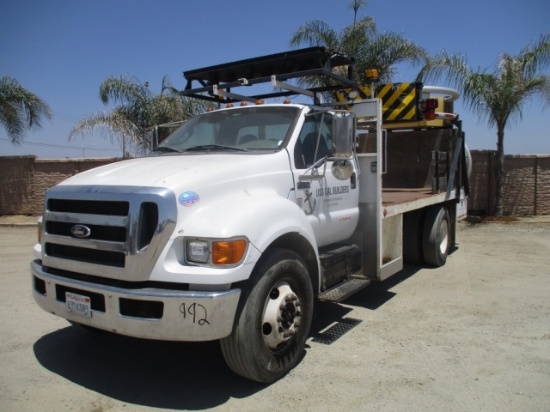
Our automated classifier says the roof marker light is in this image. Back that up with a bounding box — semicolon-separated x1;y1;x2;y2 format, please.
365;68;379;81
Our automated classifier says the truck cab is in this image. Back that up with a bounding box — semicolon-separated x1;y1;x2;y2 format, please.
32;47;469;383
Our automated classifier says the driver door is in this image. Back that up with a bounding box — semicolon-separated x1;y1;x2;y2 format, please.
292;111;359;247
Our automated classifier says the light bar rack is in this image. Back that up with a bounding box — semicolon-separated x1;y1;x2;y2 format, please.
181;47;366;104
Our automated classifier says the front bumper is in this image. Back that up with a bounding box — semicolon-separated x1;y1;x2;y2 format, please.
31;260;241;341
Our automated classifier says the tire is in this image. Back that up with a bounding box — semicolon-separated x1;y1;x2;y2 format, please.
403;209;424;265
220;248;314;383
422;206;451;267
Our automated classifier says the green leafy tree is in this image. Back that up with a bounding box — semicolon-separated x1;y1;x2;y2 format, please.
70;75;208;156
418;34;550;216
0;76;52;144
290;3;427;85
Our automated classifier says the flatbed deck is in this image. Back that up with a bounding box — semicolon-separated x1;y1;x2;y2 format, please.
382;187;455;217
382;188;434;206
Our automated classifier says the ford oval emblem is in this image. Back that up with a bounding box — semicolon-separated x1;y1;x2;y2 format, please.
71;224;91;238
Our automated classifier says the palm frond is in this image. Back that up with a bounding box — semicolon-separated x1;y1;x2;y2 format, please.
0;76;52;144
355;32;427;83
99;75;150;107
68;109;141;143
289;20;339;49
518;33;550;78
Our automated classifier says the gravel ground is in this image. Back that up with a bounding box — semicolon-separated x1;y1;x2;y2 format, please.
0;219;549;412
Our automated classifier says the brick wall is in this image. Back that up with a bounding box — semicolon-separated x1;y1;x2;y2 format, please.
1;153;549;216
0;156;36;215
0;156;119;216
469;151;550;215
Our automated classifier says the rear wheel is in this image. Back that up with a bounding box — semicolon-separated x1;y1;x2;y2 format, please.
422;206;451;267
220;248;313;383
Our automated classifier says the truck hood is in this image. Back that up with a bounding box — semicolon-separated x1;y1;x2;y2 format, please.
59;152;290;191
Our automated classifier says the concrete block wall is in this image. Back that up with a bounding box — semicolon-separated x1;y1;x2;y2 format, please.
0;157;118;216
1;153;549;216
469;151;550;215
534;156;550;215
0;156;36;215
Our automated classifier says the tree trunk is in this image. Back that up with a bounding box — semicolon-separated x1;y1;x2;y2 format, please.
494;128;505;216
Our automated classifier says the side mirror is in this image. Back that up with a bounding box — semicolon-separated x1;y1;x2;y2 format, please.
331;159;354;180
332;113;355;158
330;112;355;180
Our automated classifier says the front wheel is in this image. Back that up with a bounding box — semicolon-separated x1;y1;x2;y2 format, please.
220;248;314;383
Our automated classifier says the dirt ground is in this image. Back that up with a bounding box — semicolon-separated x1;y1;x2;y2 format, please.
1;219;549;412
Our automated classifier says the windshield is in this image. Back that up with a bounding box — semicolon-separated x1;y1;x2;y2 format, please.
156;106;300;153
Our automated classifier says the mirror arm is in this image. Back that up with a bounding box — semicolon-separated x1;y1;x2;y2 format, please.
299;157;328;180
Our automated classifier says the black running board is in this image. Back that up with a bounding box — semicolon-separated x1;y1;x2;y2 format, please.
318;276;371;303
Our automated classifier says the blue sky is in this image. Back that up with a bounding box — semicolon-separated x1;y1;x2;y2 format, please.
1;0;549;158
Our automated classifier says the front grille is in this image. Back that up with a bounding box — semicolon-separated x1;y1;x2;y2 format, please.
44;266;190;291
48;198;129;216
41;185;177;282
46;221;126;242
45;243;125;267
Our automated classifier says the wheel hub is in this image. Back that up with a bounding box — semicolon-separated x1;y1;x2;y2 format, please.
262;281;302;350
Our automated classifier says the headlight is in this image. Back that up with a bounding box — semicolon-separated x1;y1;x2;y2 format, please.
185;237;248;266
186;239;210;263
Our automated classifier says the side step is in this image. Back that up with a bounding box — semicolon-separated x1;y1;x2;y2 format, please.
318;276;371;303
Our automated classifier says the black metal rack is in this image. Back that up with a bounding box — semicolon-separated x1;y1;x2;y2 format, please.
181;47;364;104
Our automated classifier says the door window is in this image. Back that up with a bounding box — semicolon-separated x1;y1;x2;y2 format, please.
294;112;333;169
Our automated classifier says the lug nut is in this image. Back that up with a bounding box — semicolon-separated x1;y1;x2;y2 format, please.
285;294;298;302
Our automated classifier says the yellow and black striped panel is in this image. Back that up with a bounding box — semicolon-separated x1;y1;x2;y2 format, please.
335;82;423;122
376;83;421;122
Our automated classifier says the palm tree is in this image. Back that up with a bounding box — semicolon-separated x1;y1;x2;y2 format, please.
0;76;52;144
349;0;367;27
290;4;427;85
69;75;208;157
418;34;550;216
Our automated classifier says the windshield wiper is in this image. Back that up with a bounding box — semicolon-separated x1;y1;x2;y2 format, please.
154;146;181;153
183;144;248;152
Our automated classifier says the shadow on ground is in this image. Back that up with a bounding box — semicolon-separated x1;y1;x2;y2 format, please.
34;326;265;410
33;262;426;409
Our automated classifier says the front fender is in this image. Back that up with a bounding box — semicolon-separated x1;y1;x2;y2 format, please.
179;192;318;254
148;192;319;286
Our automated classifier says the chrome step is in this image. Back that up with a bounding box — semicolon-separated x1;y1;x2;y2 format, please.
318;276;371;303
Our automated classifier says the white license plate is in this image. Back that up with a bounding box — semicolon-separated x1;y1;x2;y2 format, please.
66;292;92;318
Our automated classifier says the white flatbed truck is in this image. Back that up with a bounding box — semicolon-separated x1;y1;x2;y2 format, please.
32;48;469;382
